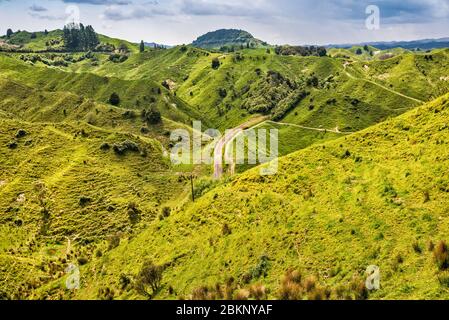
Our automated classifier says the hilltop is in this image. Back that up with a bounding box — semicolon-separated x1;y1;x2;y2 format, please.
192;29;266;50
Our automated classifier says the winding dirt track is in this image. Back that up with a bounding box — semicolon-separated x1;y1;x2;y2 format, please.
213;116;267;179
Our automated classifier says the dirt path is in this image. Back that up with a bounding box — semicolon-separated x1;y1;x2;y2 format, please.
343;65;424;104
213;116;268;179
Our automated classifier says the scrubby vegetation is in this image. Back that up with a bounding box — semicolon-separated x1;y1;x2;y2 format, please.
2;26;449;301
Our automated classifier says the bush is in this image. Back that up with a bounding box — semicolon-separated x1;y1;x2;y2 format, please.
100;142;111;151
79;196;92;207
108;234;120;250
7;141;18;149
136;260;164;298
222;223;232;236
15;129;27;138
109;92;120;106
212;58;220;69
127;202;141;224
434;241;449;270
218;88;227;98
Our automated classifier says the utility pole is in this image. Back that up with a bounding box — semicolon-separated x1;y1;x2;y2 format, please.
190;174;195;202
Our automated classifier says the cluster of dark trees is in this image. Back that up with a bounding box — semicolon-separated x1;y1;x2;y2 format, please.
63;23;99;51
275;45;327;57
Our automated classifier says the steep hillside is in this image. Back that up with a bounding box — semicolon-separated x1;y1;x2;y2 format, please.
0;55;207;127
0;117;195;299
48;93;449;300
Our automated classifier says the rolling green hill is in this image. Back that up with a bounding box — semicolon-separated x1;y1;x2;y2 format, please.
42;92;449;300
2;27;449;301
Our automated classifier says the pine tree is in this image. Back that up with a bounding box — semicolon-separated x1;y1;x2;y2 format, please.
140;40;145;53
6;29;13;38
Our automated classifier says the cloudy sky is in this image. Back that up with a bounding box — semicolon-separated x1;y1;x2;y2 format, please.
1;0;449;45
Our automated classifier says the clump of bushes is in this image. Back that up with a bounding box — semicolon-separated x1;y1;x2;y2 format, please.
159;207;171;220
109;53;128;63
7;141;18;149
112;140;140;155
278;269;368;300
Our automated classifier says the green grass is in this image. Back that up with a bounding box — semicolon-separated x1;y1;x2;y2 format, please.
46;92;449;300
2;36;449;300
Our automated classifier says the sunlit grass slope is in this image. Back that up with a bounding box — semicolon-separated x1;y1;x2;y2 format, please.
0;117;194;299
60;93;449;300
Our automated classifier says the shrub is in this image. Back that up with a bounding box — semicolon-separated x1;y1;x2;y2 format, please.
79;196;92;207
212;58;220;69
434;241;449;270
161;207;171;218
108;234;120;250
77;257;88;266
109;92;120;106
222;223;232;236
127;202;141;224
122;110;136;119
85;112;97;125
100;142;110;151
7;141;18;149
135;260;164;298
412;241;422;254
218;88;227;98
15;129;27;138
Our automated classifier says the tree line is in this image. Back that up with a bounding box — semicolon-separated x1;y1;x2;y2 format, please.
63;23;99;51
275;45;327;57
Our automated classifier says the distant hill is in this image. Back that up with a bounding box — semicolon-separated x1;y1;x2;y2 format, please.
330;37;449;51
192;29;266;49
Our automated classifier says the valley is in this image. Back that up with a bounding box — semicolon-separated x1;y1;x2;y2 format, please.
1;25;449;300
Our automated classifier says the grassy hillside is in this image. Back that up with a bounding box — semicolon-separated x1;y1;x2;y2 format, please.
0;116;199;299
4;44;449;162
0;29;138;53
41;92;449;300
0;55;208;127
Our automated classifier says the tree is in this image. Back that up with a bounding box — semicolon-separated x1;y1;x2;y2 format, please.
363;44;369;51
212;57;220;69
63;23;99;51
140;40;145;53
136;260;163;299
109;92;120;106
6;28;13;38
30;32;37;39
355;48;363;55
44;29;49;36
